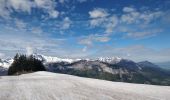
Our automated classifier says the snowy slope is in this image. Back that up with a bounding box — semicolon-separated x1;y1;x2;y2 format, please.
0;71;169;100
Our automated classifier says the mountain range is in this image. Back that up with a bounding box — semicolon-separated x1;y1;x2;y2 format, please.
0;54;170;85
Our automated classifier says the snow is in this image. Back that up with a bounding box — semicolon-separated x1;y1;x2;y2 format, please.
42;55;81;63
33;53;81;63
98;57;122;64
0;71;169;100
0;59;13;68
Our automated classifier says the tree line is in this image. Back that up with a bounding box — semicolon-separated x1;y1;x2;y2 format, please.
8;53;46;75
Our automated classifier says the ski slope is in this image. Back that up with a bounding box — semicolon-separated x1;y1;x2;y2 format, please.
0;71;170;100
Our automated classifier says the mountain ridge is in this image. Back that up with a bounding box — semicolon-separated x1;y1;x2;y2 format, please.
1;54;170;85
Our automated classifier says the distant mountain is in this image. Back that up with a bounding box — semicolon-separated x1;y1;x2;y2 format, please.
0;58;13;68
97;57;122;64
0;54;170;85
0;58;13;75
32;53;81;63
138;61;159;68
44;57;170;85
156;61;170;70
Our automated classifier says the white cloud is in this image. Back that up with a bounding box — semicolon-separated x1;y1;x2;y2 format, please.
0;0;59;19
0;53;5;58
48;10;59;18
89;8;109;18
123;7;136;12
139;11;163;23
121;6;163;24
126;29;162;39
89;15;118;34
31;27;44;36
90;18;106;27
34;0;55;9
0;0;11;19
118;6;164;39
95;36;110;42
79;37;92;46
0;32;65;58
105;16;118;33
89;8;119;34
15;19;27;30
121;12;140;24
26;46;34;55
7;0;32;13
34;0;59;18
88;6;164;37
79;34;110;46
60;17;72;30
82;46;87;52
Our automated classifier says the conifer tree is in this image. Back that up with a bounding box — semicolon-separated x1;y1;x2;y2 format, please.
8;54;46;75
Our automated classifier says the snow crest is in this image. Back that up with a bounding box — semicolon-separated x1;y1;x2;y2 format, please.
97;57;122;64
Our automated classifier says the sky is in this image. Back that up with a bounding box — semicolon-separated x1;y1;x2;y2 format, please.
0;0;170;62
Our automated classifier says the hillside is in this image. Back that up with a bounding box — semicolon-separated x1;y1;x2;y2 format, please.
1;54;170;85
0;71;170;100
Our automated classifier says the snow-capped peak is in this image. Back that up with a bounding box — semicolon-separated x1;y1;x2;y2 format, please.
97;57;122;64
32;53;81;63
0;58;14;68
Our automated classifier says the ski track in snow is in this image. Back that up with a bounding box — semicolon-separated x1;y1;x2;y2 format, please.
0;71;170;100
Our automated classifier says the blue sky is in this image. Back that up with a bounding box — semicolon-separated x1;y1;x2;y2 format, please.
0;0;170;62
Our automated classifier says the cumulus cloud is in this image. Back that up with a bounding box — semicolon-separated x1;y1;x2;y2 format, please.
7;0;32;13
34;0;59;18
89;8;109;18
89;8;118;34
118;6;164;39
88;6;163;37
48;10;59;18
0;0;59;19
89;16;118;34
89;18;105;27
121;6;163;24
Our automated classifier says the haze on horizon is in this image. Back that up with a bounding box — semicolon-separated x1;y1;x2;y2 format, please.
0;0;170;62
